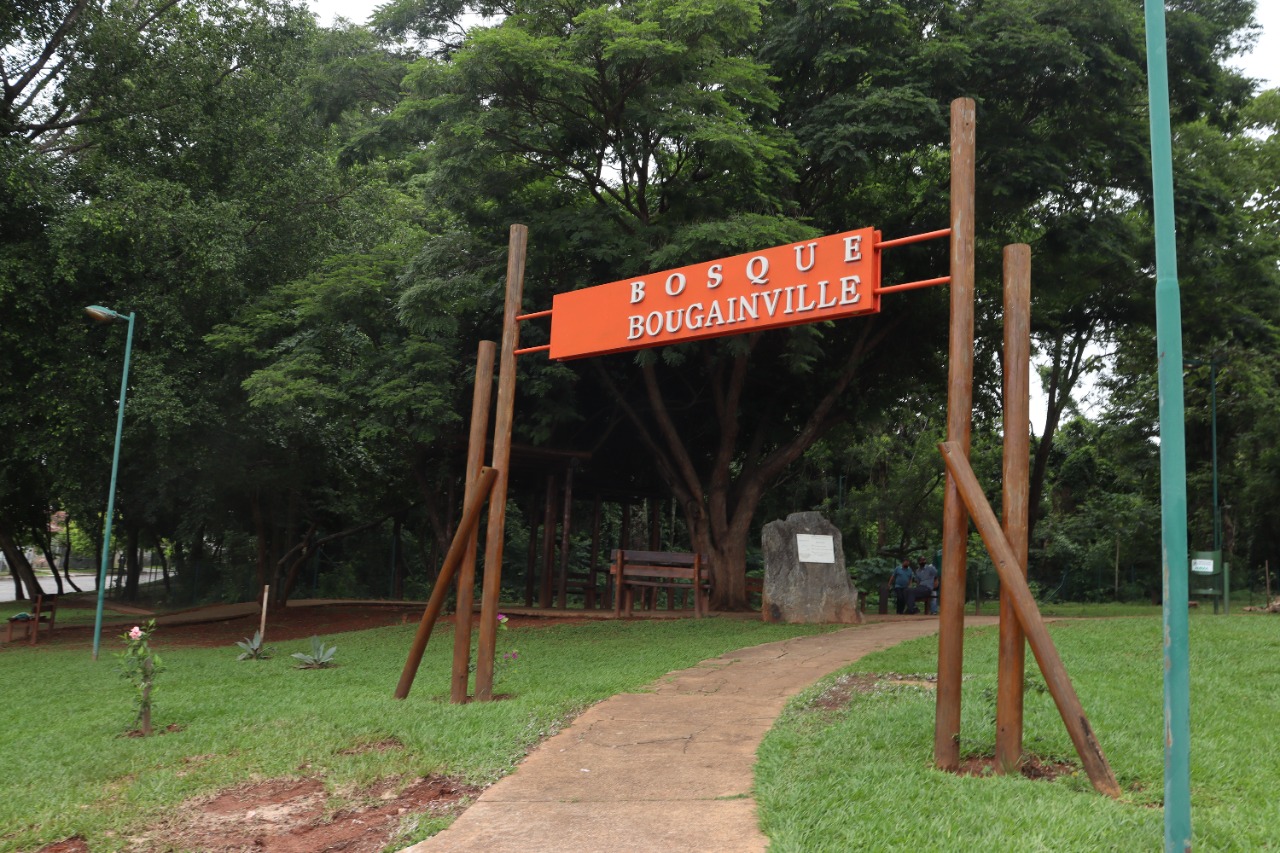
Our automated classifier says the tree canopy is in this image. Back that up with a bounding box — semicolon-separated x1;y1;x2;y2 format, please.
2;0;1276;610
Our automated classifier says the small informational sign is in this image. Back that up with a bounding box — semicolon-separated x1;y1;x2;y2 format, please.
796;534;836;564
1191;558;1215;575
549;227;881;360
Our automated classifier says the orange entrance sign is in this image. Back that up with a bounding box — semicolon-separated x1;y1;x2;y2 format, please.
548;227;880;361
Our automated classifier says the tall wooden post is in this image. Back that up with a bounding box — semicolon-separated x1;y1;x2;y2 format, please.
475;224;527;701
935;96;976;770
939;442;1121;798
449;340;497;704
394;467;498;699
996;244;1031;771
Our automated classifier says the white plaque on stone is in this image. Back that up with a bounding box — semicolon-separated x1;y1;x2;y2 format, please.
796;534;835;564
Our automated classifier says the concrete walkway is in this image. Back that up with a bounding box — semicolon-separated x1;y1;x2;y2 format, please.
406;617;977;853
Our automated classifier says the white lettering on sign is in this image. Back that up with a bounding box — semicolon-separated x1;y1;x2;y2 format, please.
706;264;723;289
552;226;881;361
844;234;863;262
840;275;861;304
794;241;818;272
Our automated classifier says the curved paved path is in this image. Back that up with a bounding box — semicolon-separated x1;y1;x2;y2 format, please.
407;617;986;853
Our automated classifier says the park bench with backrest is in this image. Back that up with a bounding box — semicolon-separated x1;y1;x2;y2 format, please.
6;594;57;645
611;550;710;618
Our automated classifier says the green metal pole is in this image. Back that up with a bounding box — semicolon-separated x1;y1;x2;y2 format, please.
92;312;135;661
1143;3;1192;849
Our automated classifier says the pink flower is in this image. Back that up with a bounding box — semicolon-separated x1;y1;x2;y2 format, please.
497;614;508;624
129;626;143;641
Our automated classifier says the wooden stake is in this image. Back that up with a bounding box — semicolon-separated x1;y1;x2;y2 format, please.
935;96;976;770
939;441;1121;798
996;244;1031;774
450;341;497;704
475;224;527;701
394;467;498;700
259;585;270;640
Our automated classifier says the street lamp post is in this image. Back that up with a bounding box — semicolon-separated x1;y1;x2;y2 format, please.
85;305;136;661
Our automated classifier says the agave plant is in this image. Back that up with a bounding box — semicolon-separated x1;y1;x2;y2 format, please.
291;636;337;669
235;630;273;661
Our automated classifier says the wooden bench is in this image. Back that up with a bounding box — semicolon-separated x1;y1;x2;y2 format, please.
611;550;710;618
6;594;57;645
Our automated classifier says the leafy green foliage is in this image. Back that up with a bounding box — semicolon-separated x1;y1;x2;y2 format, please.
291;635;339;669
235;630;273;661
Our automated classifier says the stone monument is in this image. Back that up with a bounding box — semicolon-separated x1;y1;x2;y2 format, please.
761;511;861;624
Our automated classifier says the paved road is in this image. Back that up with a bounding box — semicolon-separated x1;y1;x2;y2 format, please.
0;572;100;603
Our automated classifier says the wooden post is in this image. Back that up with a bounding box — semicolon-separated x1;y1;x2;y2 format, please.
449;340;497;704
935;96;976;771
475;224;527;702
996;244;1031;773
394;467;498;699
259;585;269;640
939;441;1121;798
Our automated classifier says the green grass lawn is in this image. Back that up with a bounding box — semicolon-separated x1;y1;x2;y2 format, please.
755;613;1280;852
0;616;830;852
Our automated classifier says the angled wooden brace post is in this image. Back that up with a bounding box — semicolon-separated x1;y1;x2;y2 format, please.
938;440;1122;798
394;465;499;700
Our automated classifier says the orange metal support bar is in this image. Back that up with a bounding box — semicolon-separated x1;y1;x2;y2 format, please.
938;441;1121;799
514;344;551;357
394;466;499;700
875;228;952;250
875;276;951;295
516;309;553;322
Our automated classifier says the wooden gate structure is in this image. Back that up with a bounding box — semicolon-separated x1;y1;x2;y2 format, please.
393;97;1121;798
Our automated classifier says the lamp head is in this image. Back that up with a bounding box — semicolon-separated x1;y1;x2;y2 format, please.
84;305;126;324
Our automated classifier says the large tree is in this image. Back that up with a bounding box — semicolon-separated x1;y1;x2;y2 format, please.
362;0;1270;608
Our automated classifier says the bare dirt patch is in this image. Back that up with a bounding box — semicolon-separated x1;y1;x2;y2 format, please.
809;671;937;710
36;602;587;650
117;775;481;853
955;754;1080;782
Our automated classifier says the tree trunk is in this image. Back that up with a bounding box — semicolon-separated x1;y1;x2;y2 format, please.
596;320;893;610
1028;326;1094;548
152;530;171;595
59;521;82;591
252;489;269;591
123;523;142;600
0;525;44;600
32;524;65;595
